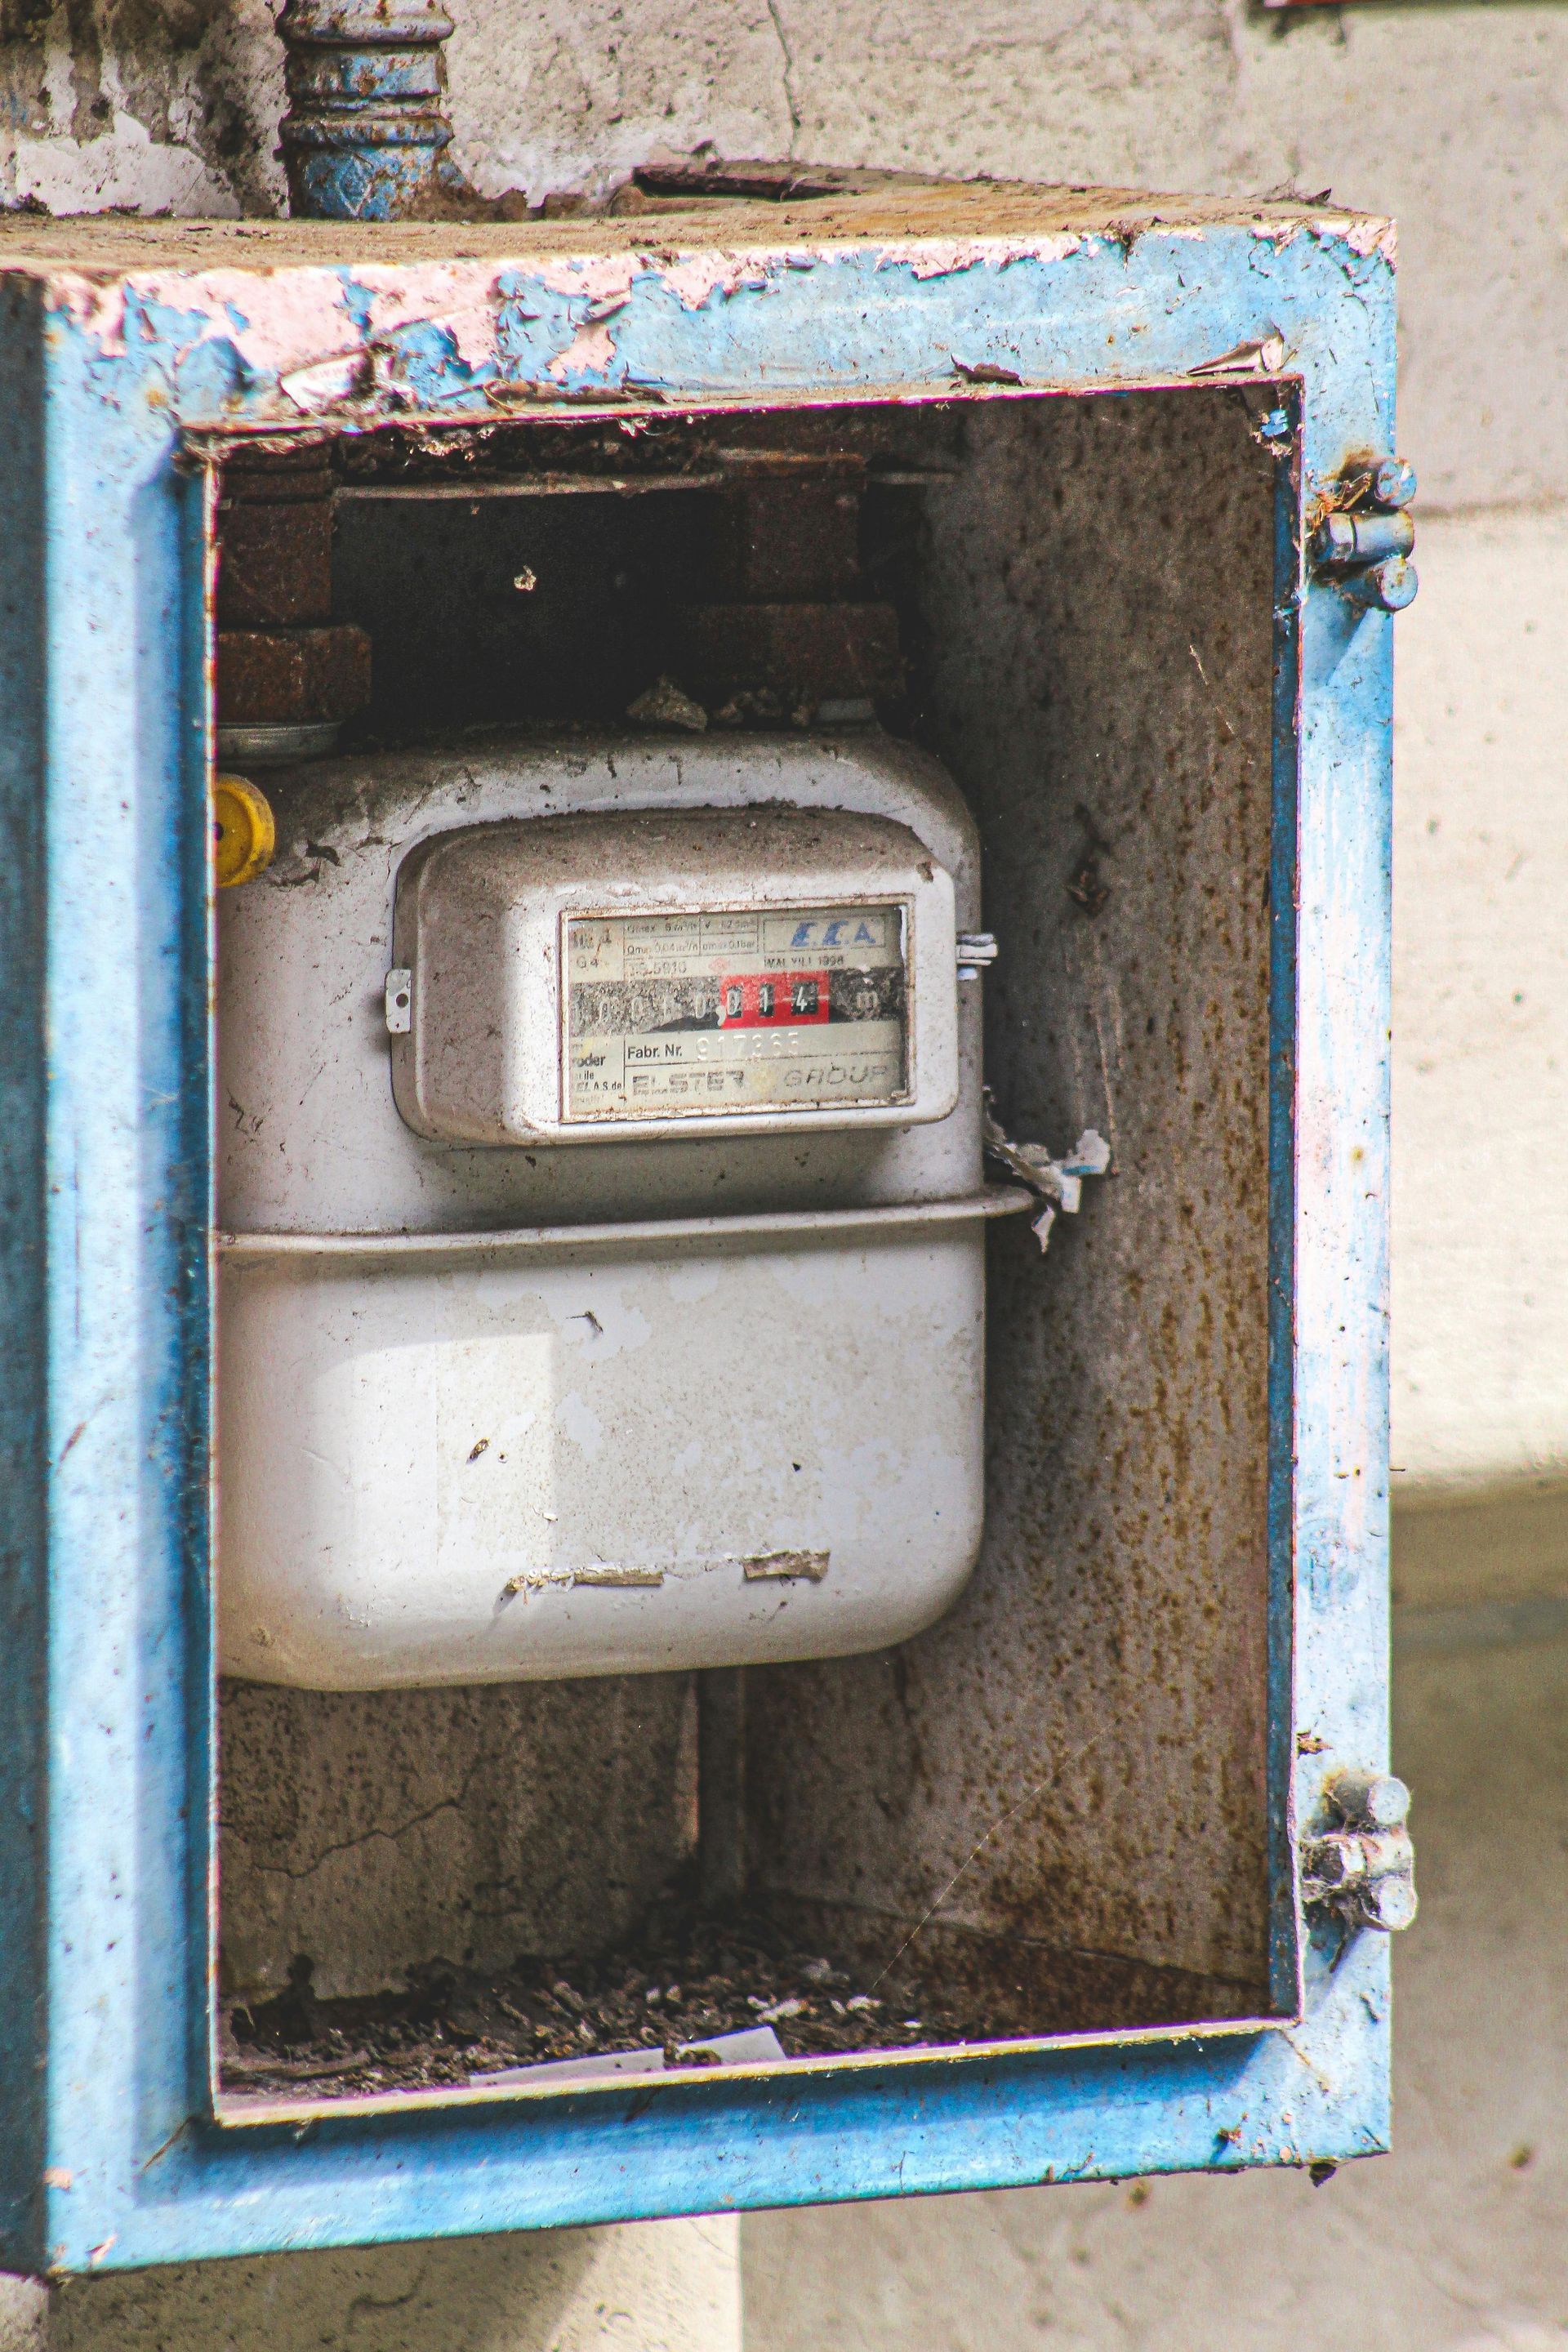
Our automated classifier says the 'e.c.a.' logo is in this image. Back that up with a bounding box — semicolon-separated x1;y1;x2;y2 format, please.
787;915;884;950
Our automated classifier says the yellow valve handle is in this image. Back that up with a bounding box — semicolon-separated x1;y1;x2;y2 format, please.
213;773;275;889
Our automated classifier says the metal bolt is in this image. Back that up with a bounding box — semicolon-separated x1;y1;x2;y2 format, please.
1312;510;1415;569
1370;455;1417;511
1359;1874;1418;1933
1314;513;1353;566
1340;555;1418;612
1302;1832;1362;1888
1328;1770;1410;1830
1303;1771;1417;1932
1356;1828;1416;1878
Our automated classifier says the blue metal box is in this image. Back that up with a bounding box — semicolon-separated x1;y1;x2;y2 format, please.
0;181;1403;2274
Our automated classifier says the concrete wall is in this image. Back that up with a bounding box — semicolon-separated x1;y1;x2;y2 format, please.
0;2217;741;2352
1392;502;1568;1493
3;0;1566;2345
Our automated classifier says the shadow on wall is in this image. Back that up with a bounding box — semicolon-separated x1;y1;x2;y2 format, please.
1393;1477;1568;1651
3;2229;604;2352
742;1476;1568;2352
3;2214;742;2352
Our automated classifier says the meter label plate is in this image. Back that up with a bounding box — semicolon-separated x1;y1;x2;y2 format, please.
564;903;909;1120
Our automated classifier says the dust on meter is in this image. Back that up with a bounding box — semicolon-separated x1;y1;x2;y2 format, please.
216;737;1022;1690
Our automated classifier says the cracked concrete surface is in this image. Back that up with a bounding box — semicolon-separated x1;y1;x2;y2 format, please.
0;0;279;215
220;1673;696;1998
761;0;800;151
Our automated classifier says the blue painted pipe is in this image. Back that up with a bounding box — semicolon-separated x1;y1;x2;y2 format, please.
279;0;454;222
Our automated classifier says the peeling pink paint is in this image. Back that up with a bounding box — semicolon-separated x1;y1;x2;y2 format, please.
51;260;520;379
532;234;1077;312
1335;216;1397;267
532;253;644;307
154;269;354;372
46;219;1393;415
873;234;1082;278
356;261;510;368
50;272;130;354
531;248;775;313
547;319;620;381
51;264;356;374
47;231;1120;400
1256;216;1396;270
653;251;777;309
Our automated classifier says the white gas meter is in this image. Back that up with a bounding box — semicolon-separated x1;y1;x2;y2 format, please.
389;805;960;1145
217;731;1009;1689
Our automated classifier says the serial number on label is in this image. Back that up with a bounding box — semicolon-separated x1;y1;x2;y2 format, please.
563;902;910;1120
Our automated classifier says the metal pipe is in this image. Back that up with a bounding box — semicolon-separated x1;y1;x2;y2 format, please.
278;0;455;222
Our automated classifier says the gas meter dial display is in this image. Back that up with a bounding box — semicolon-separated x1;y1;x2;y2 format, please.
391;804;960;1147
564;901;909;1123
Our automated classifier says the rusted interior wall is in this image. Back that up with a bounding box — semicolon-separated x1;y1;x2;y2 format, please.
746;390;1277;2031
219;388;1275;2029
220;1674;697;1999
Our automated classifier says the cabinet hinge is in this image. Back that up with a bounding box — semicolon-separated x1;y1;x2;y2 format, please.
1309;454;1419;613
1301;1768;1417;1932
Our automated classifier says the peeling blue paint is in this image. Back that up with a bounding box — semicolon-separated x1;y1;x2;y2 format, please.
1;197;1396;2272
44;225;1395;468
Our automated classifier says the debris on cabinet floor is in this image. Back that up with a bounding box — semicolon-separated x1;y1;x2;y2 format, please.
220;1909;969;2100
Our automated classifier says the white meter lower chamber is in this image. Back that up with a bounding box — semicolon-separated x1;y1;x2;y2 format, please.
216;729;1016;1688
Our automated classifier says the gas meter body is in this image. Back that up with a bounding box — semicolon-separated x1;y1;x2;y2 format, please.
218;737;999;1686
